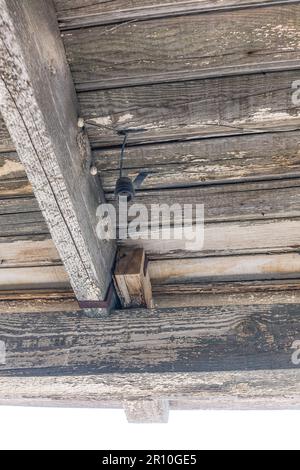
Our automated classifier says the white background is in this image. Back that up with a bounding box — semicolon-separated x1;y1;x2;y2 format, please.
0;407;299;450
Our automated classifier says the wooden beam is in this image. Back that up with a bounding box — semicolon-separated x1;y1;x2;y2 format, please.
1;370;300;410
124;399;169;424
0;304;299;373
0;0;115;303
114;248;153;308
62;3;300;88
0;305;300;411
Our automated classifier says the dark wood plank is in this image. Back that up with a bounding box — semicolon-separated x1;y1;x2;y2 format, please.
63;4;300;87
0;304;300;373
0;0;115;303
94;130;300;190
56;0;299;29
79;71;300;146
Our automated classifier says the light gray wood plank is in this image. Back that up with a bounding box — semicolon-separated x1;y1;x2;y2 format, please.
1;369;300;409
0;266;70;290
94;130;300;190
79;71;300;146
0;0;115;301
56;0;299;29
62;4;300;87
0;238;60;268
149;253;300;283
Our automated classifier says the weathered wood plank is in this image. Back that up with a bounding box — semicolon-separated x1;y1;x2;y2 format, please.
1;369;300;409
0;266;70;290
121;218;300;258
0;197;39;215
0;289;77;314
3;219;300;272
55;0;300;29
0;212;48;237
124;399;169;423
0;152;25;181
149;253;300;283
109;179;300;225
80;71;300;146
63;4;300;87
153;280;300;307
0;178;32;198
95;131;300;190
0;304;299;373
0;0;115;302
0;238;60;268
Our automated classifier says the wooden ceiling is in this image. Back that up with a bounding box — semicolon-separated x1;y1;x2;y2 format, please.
1;0;300;310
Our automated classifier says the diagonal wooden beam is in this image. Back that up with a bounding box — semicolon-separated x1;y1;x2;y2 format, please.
0;0;115;303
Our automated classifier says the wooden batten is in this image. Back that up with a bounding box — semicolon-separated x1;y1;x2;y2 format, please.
114;248;154;309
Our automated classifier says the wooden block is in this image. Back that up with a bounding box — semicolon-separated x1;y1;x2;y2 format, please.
114;248;153;308
124;399;169;423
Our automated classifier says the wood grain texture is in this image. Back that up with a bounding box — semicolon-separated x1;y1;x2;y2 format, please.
0;266;70;290
0;289;77;313
109;179;300;225
95;131;300;190
1;369;300;409
80;71;300;147
0;238;60;268
153;280;300;307
0;212;48;237
0;178;32;198
55;0;300;29
62;4;300;87
0;197;39;215
121;219;300;258
0;304;299;373
0;0;115;302
114;248;153;308
0;152;23;180
149;253;300;283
